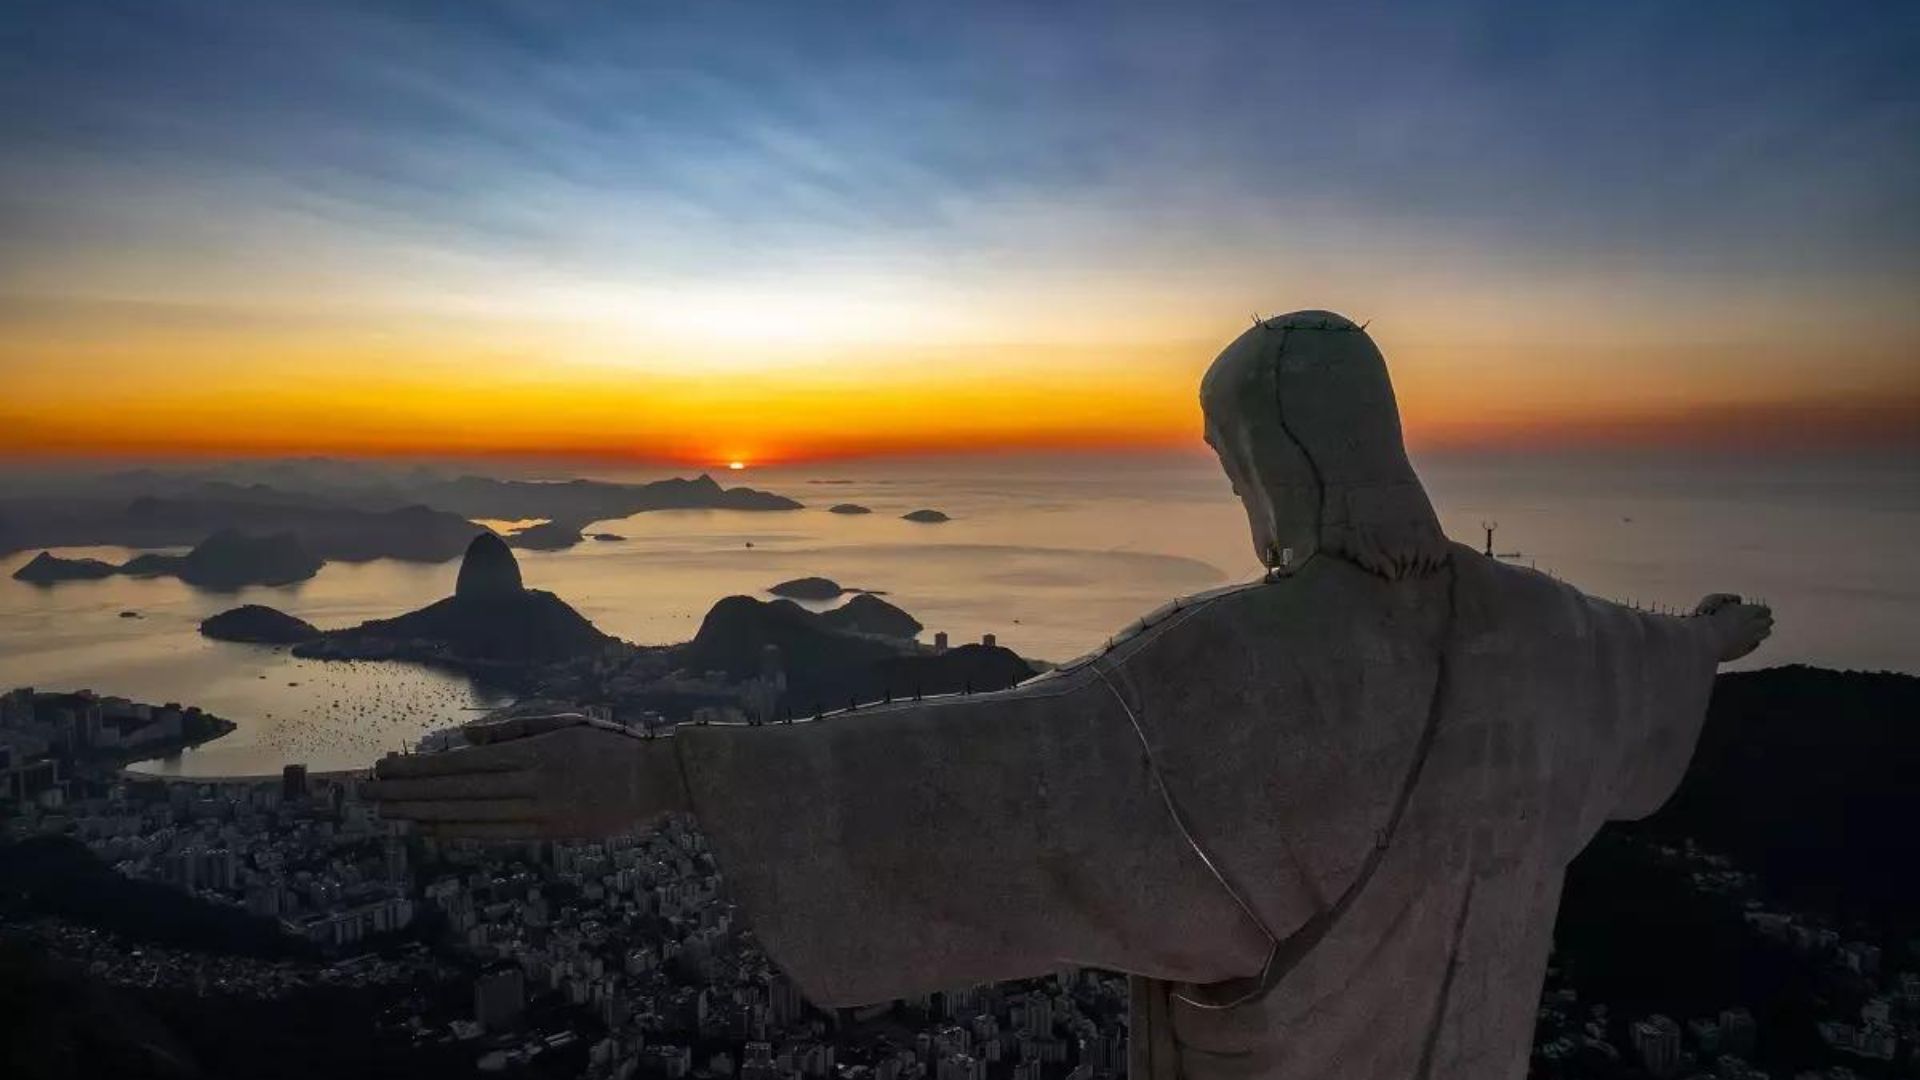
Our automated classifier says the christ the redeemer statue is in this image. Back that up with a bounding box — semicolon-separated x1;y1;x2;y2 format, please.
367;310;1773;1080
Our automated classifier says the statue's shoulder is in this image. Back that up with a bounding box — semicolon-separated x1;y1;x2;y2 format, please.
1037;578;1270;678
1077;556;1439;671
1446;543;1602;650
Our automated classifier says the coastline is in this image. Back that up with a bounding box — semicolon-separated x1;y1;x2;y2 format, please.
97;715;237;771
118;763;370;785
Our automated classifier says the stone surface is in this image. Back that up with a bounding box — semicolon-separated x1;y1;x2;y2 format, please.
900;508;949;523
1200;310;1448;578
453;532;522;599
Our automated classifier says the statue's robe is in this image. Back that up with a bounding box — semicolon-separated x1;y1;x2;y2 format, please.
675;544;1721;1080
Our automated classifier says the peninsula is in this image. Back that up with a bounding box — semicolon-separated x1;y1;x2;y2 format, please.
292;534;618;668
12;530;324;589
0;467;807;561
0;492;479;564
0;687;237;772
11;552;117;583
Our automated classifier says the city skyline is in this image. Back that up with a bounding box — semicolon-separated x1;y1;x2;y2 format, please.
3;2;1917;465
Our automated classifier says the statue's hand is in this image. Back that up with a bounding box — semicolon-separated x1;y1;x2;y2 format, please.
365;714;688;839
1694;593;1774;663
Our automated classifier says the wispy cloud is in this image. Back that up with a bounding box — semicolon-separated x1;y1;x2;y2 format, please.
0;0;1915;456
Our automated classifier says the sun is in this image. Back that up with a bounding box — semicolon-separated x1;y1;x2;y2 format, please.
727;460;746;470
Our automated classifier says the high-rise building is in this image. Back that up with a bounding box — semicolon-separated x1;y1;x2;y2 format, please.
282;763;309;801
1719;1007;1757;1057
1024;994;1054;1036
770;974;804;1028
475;965;526;1031
1630;1015;1682;1078
1686;1017;1721;1056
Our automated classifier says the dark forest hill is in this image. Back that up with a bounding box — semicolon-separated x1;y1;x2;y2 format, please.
0;837;304;959
875;642;1037;699
816;592;923;639
677;595;1032;709
1539;665;1920;1078
1641;664;1920;921
121;529;323;588
681;595;903;694
199;604;321;644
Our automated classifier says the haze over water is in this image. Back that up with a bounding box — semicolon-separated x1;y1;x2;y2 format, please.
1;451;1913;779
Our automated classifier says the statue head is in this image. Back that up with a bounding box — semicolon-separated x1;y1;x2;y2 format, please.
1201;310;1449;580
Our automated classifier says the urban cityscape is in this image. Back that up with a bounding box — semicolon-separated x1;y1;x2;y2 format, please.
4;683;1918;1079
2;685;1131;1080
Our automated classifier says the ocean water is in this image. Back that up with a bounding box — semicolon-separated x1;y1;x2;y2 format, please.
1;451;1913;778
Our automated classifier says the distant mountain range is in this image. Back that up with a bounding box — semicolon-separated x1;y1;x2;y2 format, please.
0;493;479;563
13;530;323;589
0;466;803;562
419;472;801;522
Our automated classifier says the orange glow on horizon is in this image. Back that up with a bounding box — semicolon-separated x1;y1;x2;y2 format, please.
1;309;1916;464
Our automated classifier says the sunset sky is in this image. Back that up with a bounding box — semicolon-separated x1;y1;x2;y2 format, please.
2;1;1916;465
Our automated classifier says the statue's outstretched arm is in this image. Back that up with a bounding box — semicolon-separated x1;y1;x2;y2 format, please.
368;676;1273;1007
1561;588;1773;833
670;673;1274;1006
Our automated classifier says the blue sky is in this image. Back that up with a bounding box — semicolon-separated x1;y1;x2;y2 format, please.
7;1;1915;277
1;1;1916;458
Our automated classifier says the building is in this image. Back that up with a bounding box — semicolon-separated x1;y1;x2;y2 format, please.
644;1044;694;1078
1630;1015;1682;1078
282;763;309;801
1686;1017;1721;1056
0;743;61;807
1719;1006;1757;1057
475;964;526;1032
